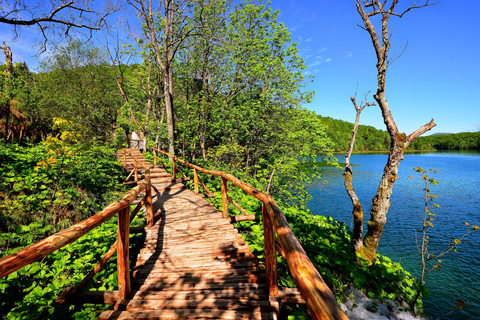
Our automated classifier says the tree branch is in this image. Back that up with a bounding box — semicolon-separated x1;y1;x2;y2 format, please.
406;118;436;147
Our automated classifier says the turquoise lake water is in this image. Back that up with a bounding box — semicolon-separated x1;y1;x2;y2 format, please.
307;152;480;319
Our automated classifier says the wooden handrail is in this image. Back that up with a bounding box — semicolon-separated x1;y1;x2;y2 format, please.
122;148;150;171
0;169;154;301
152;148;348;320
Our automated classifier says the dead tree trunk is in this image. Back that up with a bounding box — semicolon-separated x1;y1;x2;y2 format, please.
347;0;437;263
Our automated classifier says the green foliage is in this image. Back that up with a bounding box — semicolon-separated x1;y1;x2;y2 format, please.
36;40;122;142
0;141;143;319
0;142;126;241
408;132;480;151
318;116;391;152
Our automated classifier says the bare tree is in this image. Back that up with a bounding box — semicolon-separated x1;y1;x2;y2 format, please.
0;0;118;52
345;0;437;264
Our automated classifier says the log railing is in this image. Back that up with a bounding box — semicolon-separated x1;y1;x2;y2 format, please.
0;166;154;302
122;148;150;183
152;148;348;320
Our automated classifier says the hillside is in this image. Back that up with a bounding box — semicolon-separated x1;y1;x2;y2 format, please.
318;115;390;152
409;131;480;150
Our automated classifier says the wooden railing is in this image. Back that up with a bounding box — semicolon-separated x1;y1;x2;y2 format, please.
0;166;154;302
153;148;348;320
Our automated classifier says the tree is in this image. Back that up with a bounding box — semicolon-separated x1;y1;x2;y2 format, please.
36;40;122;141
0;0;118;52
344;0;437;264
1;43;34;143
126;0;225;155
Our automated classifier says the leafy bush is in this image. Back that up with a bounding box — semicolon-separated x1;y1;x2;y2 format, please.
0;142;126;239
0;142;145;319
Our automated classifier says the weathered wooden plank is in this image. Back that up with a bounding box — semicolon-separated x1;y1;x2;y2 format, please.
133;273;263;286
133;265;265;276
133;269;265;283
99;308;275;320
116;298;279;313
125;288;268;301
133;263;263;274
134;281;266;292
138;244;252;256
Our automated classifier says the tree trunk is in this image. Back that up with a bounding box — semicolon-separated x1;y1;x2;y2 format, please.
164;65;175;155
352;1;436;263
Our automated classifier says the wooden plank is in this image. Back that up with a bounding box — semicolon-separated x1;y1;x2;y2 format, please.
133;265;265;276
134;281;266;292
116;298;279;313
133;273;263;286
125;288;268;301
133;263;264;274
99;308;275;320
138;244;252;256
133;269;264;280
134;258;258;270
152;149;348;320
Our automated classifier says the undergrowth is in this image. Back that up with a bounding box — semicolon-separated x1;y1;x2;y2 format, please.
0;142;145;319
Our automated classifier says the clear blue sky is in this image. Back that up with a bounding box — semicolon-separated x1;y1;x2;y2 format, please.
269;0;480;135
2;0;479;135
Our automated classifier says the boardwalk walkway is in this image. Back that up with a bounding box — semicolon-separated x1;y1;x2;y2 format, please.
99;149;277;319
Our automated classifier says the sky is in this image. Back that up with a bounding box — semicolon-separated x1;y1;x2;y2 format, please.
268;0;480;135
1;0;479;135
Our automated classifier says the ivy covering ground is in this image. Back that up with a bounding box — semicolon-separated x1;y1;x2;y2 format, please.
0;142;147;319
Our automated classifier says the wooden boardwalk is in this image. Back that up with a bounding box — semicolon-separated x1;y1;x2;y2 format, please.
99;149;277;319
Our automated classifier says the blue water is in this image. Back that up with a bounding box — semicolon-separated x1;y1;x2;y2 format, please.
308;152;480;319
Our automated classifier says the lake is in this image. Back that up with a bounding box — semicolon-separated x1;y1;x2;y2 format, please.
308;152;480;320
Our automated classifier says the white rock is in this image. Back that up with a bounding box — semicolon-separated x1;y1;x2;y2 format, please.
340;287;424;320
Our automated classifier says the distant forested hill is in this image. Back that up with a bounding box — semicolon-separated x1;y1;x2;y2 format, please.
318;114;480;152
318;116;390;152
408;132;480;150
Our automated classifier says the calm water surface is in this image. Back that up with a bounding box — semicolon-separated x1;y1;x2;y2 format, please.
308;152;480;319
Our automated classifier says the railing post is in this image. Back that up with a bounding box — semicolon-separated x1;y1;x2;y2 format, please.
194;168;199;195
172;157;176;180
134;160;138;182
153;149;157;167
262;203;278;296
145;169;154;227
123;152;126;168
221;177;228;219
117;206;131;298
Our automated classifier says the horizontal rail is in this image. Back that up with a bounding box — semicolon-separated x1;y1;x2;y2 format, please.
152;148;347;320
122;148;150;170
0;181;148;279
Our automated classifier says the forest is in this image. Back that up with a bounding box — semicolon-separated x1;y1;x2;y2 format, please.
1;0;471;319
